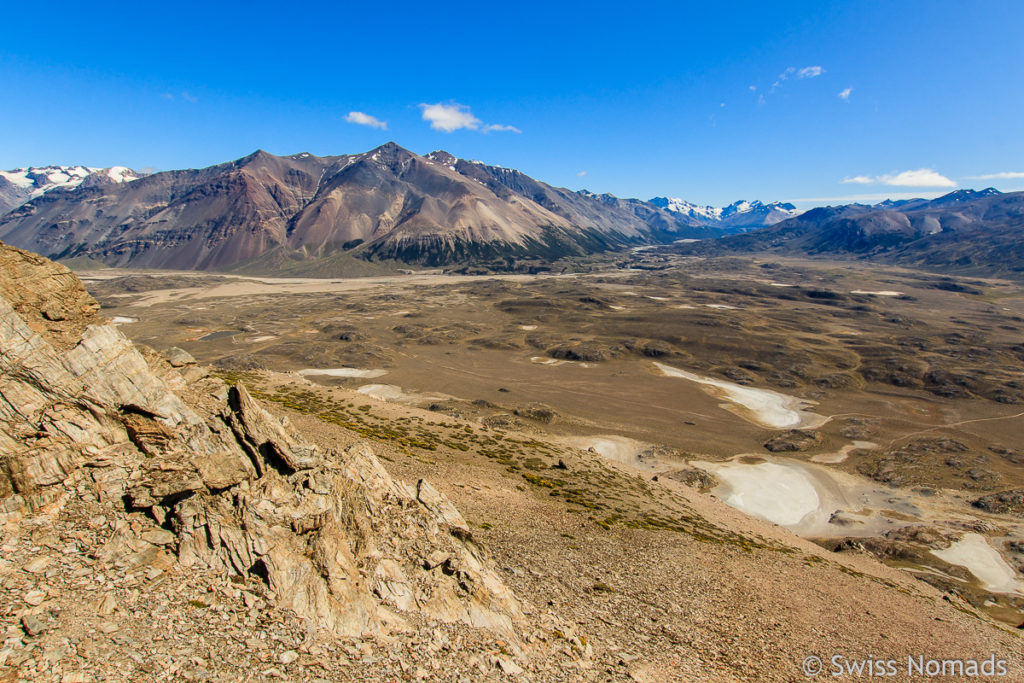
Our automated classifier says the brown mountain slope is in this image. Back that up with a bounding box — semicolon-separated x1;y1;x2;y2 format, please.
0;151;336;270
673;188;1024;280
0;144;715;272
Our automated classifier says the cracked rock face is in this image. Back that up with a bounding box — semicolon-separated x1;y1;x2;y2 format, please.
0;240;524;641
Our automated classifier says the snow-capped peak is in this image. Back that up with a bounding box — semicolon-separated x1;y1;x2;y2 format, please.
650;196;801;227
425;150;459;171
0;164;141;215
103;166;138;183
650;197;724;220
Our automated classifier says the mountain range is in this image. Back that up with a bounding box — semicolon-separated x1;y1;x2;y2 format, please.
0;145;795;272
4;146;1019;279
0;165;141;215
673;188;1024;279
649;196;800;230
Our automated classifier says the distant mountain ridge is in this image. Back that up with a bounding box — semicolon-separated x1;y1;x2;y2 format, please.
0;165;141;215
0;144;745;272
649;197;801;230
672;188;1024;279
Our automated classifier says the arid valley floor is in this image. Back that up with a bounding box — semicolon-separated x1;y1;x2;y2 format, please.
61;250;1024;675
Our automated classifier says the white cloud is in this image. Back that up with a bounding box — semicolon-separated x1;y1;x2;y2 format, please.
419;102;481;132
418;102;519;134
482;123;522;134
838;87;853;100
797;66;824;79
577;171;587;177
841;169;956;188
878;169;956;187
964;171;1024;180
181;92;198;103
345;111;387;130
749;85;757;92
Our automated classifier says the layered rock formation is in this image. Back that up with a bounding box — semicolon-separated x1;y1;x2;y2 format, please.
0;240;524;641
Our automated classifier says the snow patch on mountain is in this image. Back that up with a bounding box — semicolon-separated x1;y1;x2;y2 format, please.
650;197;801;228
0;165;141;215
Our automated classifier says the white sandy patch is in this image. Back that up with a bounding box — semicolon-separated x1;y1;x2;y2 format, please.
246;335;277;343
356;383;449;405
357;384;408;401
811;441;877;464
519;325;538;331
693;455;921;537
298;368;388;378
932;533;1024;594
851;290;903;297
769;283;795;288
705;304;737;310
701;460;820;526
110;316;138;324
653;362;826;429
529;356;593;369
647;296;669;301
609;305;626;311
673;304;696;310
560;435;651;467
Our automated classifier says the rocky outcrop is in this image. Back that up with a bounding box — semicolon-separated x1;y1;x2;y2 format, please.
973;489;1024;516
0;240;525;641
763;429;821;453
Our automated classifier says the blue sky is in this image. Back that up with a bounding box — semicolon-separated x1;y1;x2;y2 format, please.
2;0;1023;208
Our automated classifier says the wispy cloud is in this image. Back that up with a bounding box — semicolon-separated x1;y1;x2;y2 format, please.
767;65;826;96
838;87;853;101
345;111;387;130
162;91;198;103
577;171;587;177
418;102;520;134
841;169;956;188
482;123;522;134
964;171;1024;180
771;67;794;90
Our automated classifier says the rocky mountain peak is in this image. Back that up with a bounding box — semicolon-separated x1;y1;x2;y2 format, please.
425;150;458;168
366;141;414;162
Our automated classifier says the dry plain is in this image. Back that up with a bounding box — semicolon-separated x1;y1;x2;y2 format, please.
76;251;1024;671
